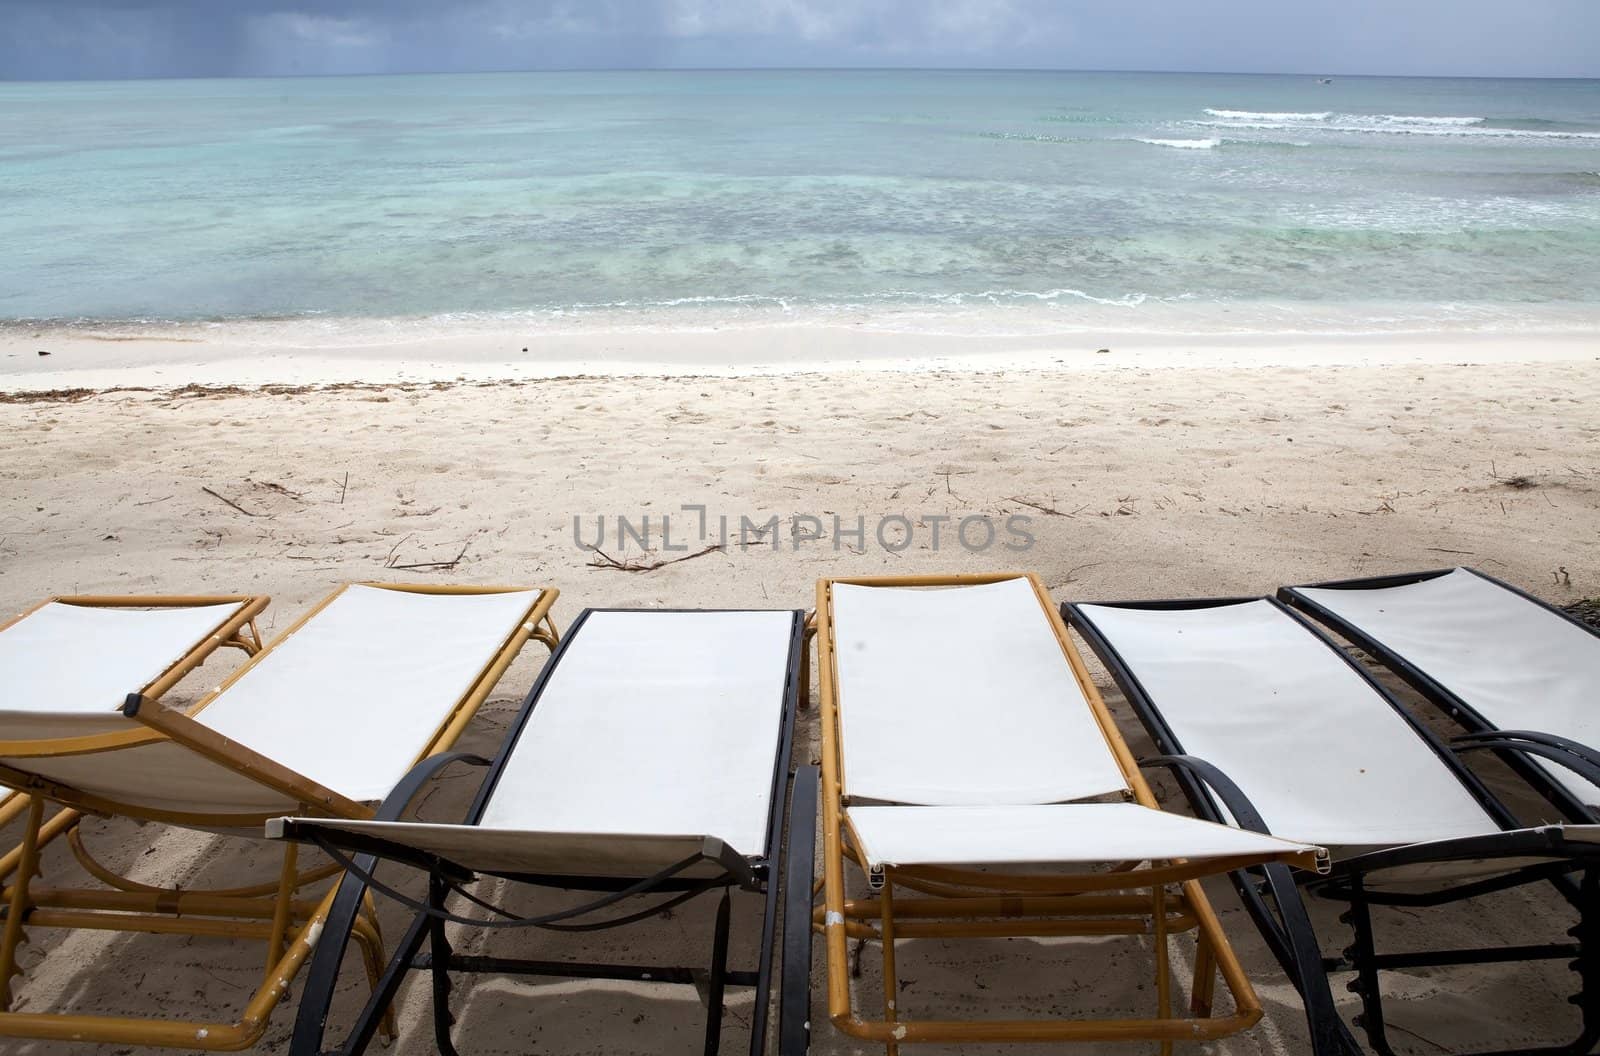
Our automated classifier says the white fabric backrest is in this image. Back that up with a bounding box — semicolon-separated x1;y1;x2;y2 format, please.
831;578;1128;806
0;711;295;817
0;601;243;715
1076;600;1497;848
0;587;540;819
197;586;541;803
1296;569;1600;806
481;610;796;857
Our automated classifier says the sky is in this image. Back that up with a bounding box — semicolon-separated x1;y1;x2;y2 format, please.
2;0;1598;81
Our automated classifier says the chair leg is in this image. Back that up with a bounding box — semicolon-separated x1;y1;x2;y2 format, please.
1567;868;1600;1053
1153;883;1172;1056
1191;931;1217;1016
428;873;462;1056
1341;877;1397;1056
748;842;782;1056
879;873;898;1056
267;840;299;971
0;797;43;1008
1253;863;1362;1056
358;889;399;1044
704;889;733;1056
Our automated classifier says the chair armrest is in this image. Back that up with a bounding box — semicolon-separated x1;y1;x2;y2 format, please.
1453;729;1600;805
1140;753;1275;835
778;765;819;1056
1331;825;1600;885
286;751;488;1056
373;751;492;822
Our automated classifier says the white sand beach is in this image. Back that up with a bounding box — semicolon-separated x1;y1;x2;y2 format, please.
1;332;1597;1055
5;318;1600;391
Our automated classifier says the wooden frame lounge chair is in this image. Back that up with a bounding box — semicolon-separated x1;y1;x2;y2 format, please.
269;606;815;1056
0;582;558;1050
0;593;269;928
814;573;1325;1052
1067;594;1600;1056
1280;567;1600;821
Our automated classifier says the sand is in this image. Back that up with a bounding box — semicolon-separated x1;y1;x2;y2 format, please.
1;338;1597;1054
5;319;1599;391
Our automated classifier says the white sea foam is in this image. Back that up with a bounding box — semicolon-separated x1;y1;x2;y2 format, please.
1369;114;1484;126
1198;118;1600;140
1194;108;1600;140
1203;109;1480;127
1203;109;1332;121
1136;137;1220;150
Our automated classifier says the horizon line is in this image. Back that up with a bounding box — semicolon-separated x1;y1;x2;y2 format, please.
5;65;1599;86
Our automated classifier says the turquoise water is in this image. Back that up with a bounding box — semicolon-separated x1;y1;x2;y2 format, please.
2;70;1598;333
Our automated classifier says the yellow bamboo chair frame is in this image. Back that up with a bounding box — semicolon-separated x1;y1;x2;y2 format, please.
814;572;1306;1052
0;594;269;884
0;583;559;1051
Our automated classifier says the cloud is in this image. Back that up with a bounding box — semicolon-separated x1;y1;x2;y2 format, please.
0;0;1595;80
259;13;385;49
655;0;1062;56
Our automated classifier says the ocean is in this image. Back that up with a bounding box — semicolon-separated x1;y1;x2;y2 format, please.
2;69;1598;338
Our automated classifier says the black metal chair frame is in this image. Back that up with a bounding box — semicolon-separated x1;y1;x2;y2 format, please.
1066;595;1600;1056
280;607;818;1056
1280;565;1600;825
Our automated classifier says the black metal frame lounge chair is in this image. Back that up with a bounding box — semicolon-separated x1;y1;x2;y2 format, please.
271;606;817;1056
1066;594;1600;1056
1280;566;1600;824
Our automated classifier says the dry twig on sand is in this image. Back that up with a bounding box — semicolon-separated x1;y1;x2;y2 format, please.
200;486;261;517
247;478;303;501
1490;461;1538;490
934;466;973;495
587;544;723;573
386;532;476;572
1007;496;1074;517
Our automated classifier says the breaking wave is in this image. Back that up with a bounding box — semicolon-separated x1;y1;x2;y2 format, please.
1136;137;1220;150
1196;108;1600;140
1203;109;1333;122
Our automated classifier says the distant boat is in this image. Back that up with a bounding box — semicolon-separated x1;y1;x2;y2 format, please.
1318;78;1334;85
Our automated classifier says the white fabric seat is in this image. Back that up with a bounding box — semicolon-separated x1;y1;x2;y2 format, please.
0;600;246;715
1075;600;1499;850
0;586;543;818
265;819;732;879
273;609;800;878
848;802;1325;872
1292;568;1600;806
829;578;1323;872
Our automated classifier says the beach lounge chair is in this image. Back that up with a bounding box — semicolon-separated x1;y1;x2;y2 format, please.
1280;567;1600;820
0;582;557;1050
269;606;814;1056
0;592;269;912
1067;594;1600;1056
814;573;1325;1051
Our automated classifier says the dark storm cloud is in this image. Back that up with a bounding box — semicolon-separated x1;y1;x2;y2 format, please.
1;0;1596;81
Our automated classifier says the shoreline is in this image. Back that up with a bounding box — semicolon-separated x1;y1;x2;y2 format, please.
3;321;1597;392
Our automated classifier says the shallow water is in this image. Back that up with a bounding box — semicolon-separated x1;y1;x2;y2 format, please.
2;69;1598;335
